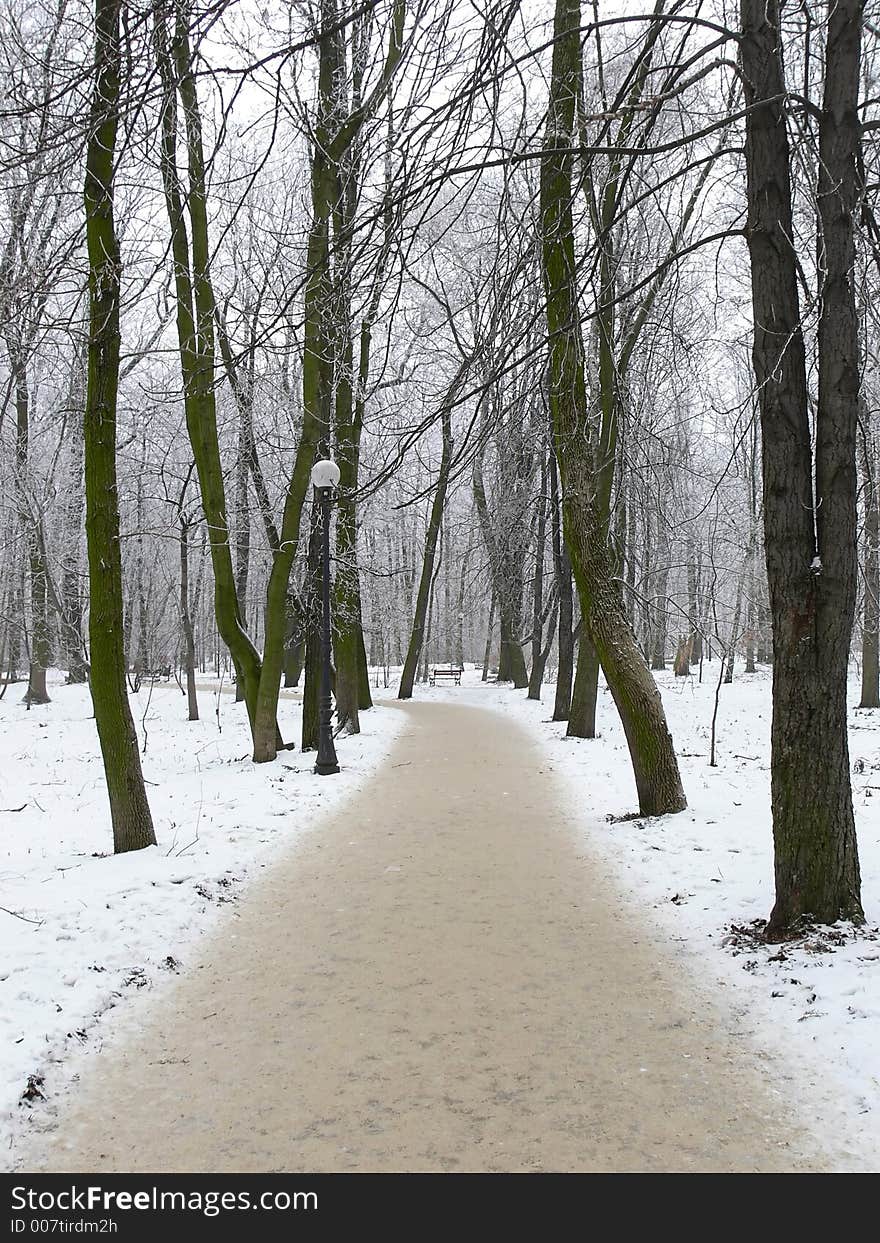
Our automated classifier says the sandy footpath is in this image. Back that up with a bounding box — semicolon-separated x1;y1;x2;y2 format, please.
24;701;821;1172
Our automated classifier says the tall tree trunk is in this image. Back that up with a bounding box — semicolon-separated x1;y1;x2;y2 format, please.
283;639;304;688
482;590;495;681
540;0;685;816
473;446;528;687
744;519;759;674
283;590;305;688
650;525;670;671
741;0;862;932
61;352;89;683
154;9;264;735
549;449;574;720
567;627;599;738
527;461;548;700
84;0;155;853
687;531;702;665
333;300;363;735
724;562;745;684
301;505;323;750
252;105;330;762
860;416;879;706
399;407;453;698
233;381;250;703
455;536;471;668
357;626;372;709
253;0;404;761
334;80;389;728
10;358;51;706
180;517;198;721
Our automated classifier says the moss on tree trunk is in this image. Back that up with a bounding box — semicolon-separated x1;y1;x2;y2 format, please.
540;0;685;817
83;0;155;854
741;0;863;933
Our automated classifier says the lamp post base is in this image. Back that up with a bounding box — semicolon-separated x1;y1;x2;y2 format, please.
315;759;341;776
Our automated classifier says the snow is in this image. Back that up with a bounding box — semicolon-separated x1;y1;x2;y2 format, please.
427;664;880;1171
4;659;880;1170
0;674;405;1164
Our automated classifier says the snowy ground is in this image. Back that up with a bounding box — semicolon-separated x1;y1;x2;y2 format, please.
0;673;405;1164
423;663;880;1168
4;659;879;1170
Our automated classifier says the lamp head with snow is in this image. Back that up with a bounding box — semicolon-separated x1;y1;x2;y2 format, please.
311;459;341;491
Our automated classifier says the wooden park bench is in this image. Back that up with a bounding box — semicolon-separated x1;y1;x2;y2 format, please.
430;665;464;686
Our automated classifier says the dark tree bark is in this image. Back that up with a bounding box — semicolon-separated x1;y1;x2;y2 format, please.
255;0;404;761
549;448;574;720
332;33;390;731
673;637;690;677
399;406;453;699
540;0;685;815
455;536;471;668
180;515;199;721
724;563;745;684
568;628;599;739
650;524;670;672
301;505;323;750
60;356;89;684
283;591;305;689
860;414;879;706
10;358;51;706
482;589;496;681
473;444;528;687
154;9;264;735
527;455;549;700
686;531;703;665
84;0;155;853
741;0;863;932
332;334;362;733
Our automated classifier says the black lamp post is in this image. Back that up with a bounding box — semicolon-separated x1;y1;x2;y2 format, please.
311;458;341;776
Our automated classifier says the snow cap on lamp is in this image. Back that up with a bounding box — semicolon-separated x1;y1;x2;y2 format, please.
311;458;341;489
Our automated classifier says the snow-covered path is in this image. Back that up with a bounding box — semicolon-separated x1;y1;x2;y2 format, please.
24;701;822;1172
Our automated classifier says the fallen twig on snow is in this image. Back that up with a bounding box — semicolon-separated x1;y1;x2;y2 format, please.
0;904;44;926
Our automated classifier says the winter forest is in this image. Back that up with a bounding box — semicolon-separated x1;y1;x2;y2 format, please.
2;0;880;1177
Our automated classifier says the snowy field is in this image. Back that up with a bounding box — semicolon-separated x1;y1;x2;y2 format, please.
425;664;880;1169
0;674;405;1165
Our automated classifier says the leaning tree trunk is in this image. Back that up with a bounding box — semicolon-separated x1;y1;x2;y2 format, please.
154;10;264;734
741;0;862;933
83;0;155;853
540;0;685;816
251;81;332;763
